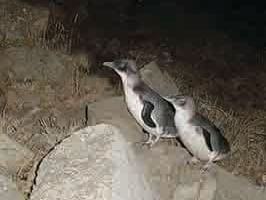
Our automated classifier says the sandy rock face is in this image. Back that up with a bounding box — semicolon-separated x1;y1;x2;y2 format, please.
0;174;24;200
140;61;180;96
1;47;68;83
30;124;157;200
0;133;34;199
0;133;34;177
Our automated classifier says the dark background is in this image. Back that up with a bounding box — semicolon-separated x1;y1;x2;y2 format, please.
23;0;266;47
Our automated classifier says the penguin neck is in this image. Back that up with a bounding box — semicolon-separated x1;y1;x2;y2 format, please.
120;73;142;91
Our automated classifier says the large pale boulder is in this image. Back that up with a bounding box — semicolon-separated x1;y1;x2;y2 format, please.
140;61;180;96
0;174;25;200
30;124;157;200
0;133;34;199
0;133;34;177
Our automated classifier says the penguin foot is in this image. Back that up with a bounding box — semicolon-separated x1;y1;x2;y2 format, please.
135;140;151;148
148;135;161;148
135;136;154;148
187;157;200;166
200;161;214;174
200;152;219;173
136;133;161;148
142;140;153;147
200;167;208;174
136;138;160;148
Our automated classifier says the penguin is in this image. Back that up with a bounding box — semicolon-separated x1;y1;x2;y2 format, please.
166;95;230;170
102;59;178;147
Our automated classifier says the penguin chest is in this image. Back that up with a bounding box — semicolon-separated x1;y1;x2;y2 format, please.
180;125;211;161
124;89;153;131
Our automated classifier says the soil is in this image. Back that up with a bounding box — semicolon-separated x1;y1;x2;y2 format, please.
0;0;265;198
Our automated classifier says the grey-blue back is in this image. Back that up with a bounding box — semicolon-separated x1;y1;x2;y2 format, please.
190;113;230;153
133;81;177;135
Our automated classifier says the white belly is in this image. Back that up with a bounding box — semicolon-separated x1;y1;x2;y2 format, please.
124;88;156;135
179;125;211;161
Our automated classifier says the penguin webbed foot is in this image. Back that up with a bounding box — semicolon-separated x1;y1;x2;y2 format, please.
136;133;160;148
187;157;200;166
135;141;151;148
135;131;152;148
200;154;218;173
148;135;160;148
201;162;213;173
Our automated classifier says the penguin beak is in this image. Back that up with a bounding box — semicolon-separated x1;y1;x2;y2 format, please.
102;62;115;69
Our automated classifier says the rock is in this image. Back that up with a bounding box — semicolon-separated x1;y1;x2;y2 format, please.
214;168;266;200
30;124;157;200
86;96;266;200
30;95;266;200
0;133;34;177
3;47;69;84
0;174;24;200
173;167;217;200
140;61;180;96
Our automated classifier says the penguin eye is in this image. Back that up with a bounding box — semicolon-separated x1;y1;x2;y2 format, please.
118;63;127;71
114;60;127;71
175;98;186;106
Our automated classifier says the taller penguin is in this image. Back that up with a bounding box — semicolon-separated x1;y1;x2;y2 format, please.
103;59;178;147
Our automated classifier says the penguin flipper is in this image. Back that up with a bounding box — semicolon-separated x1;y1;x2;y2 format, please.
201;128;213;152
192;113;230;153
141;100;156;128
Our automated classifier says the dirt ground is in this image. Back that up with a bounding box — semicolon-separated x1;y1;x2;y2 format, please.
0;0;265;197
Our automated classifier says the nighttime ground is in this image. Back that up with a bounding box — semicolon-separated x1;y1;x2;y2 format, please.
0;0;265;199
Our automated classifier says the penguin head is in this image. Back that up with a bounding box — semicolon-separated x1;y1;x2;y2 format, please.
103;59;138;77
167;95;195;119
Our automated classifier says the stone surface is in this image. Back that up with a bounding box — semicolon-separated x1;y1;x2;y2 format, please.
30;99;266;200
140;61;180;96
2;47;69;83
86;96;266;200
0;133;33;177
0;124;35;198
30;124;157;200
0;174;24;200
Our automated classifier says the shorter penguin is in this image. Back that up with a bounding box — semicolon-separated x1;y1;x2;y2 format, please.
166;95;230;170
102;59;178;147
